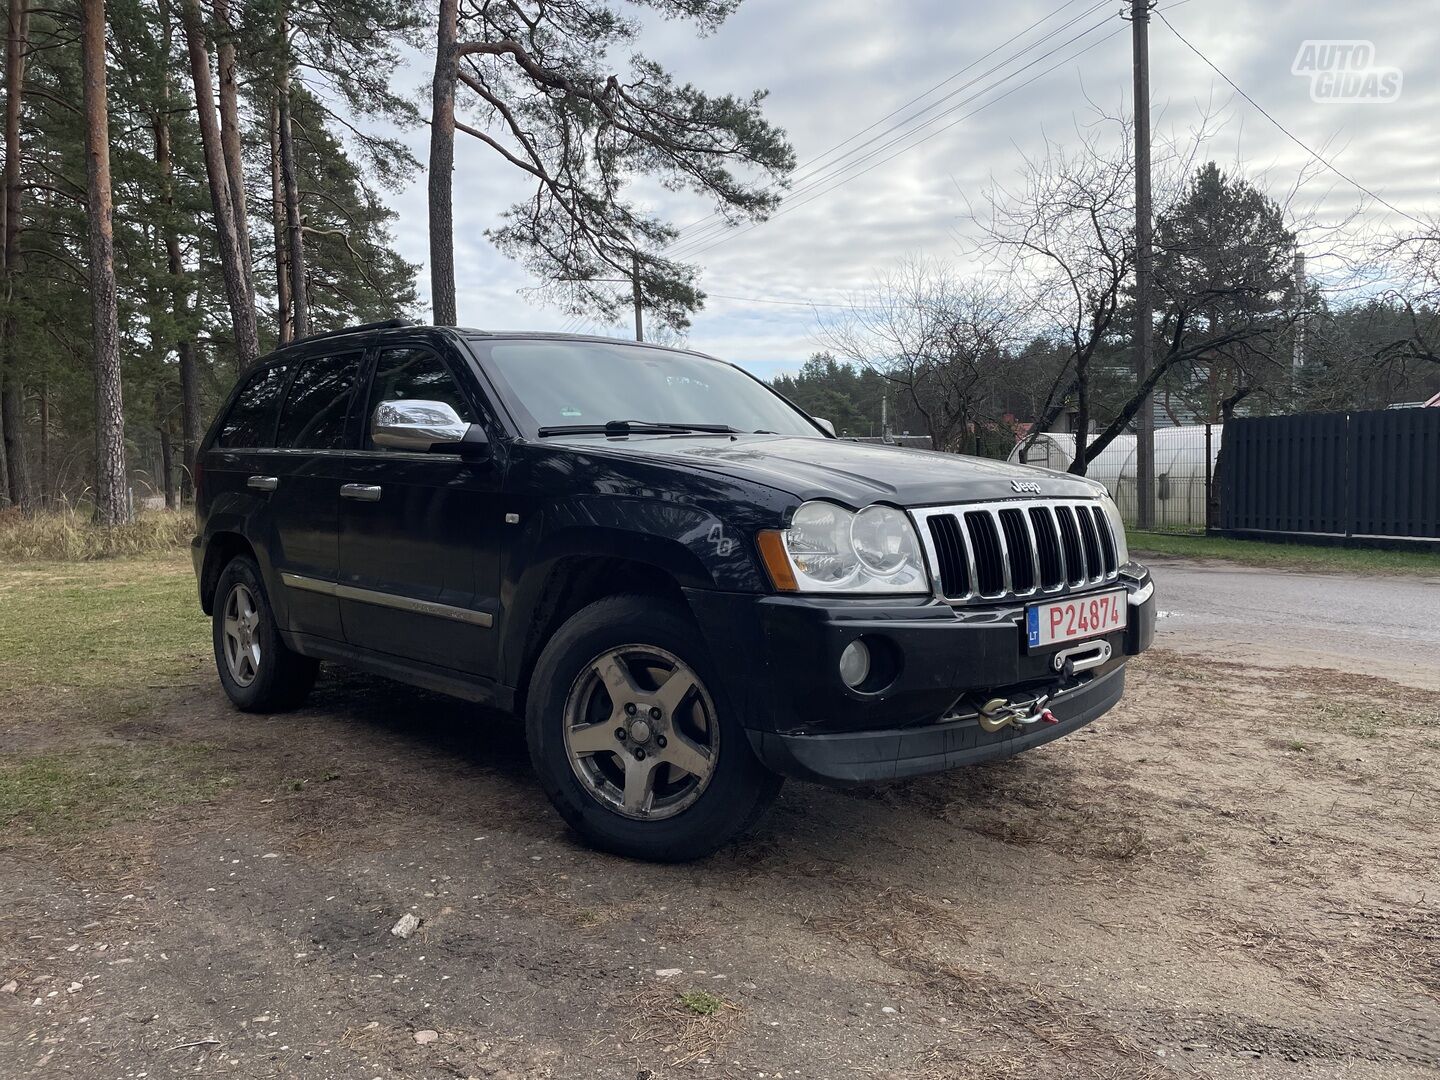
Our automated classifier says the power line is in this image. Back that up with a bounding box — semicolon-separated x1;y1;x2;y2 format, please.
662;0;1113;255
671;13;1122;262
798;0;1092;175
1155;9;1425;227
667;0;1115;257
673;17;1128;262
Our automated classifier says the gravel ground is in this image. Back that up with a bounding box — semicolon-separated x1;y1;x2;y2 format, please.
1;565;1437;1080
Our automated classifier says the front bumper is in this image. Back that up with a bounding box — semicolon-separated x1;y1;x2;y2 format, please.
750;663;1125;784
686;568;1154;784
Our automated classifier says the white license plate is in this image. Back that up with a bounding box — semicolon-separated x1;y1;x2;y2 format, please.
1026;589;1127;649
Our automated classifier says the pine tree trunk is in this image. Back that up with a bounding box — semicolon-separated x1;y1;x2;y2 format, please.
38;377;48;506
0;383;25;503
269;100;292;344
212;0;253;298
178;341;198;498
277;69;308;339
0;395;8;508
180;0;258;368
1;0;33;509
428;0;459;327
80;0;128;526
153;2;198;503
159;421;176;509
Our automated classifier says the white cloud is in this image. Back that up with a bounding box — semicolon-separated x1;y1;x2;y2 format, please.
375;0;1438;376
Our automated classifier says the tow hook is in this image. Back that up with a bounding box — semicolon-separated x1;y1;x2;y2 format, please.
977;692;1060;732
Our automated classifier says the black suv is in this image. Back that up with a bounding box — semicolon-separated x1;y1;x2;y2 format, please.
193;322;1155;860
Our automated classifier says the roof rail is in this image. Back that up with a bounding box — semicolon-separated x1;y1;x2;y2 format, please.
290;318;417;346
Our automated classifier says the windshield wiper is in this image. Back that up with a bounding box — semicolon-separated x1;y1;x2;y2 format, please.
537;419;740;437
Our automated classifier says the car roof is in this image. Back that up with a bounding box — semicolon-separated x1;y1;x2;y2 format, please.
459;329;724;364
255;323;729;371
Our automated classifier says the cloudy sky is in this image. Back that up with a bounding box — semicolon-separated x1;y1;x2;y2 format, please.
375;0;1437;380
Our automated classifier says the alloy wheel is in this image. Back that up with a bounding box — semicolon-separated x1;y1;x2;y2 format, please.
562;645;719;820
222;582;262;687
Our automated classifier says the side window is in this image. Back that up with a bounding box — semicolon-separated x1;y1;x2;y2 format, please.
216;363;289;448
276;352;361;450
367;347;475;449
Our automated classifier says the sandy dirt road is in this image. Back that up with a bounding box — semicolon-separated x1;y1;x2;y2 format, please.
1;563;1437;1080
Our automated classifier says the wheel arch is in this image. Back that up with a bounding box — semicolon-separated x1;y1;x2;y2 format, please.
505;546;700;715
198;531;258;615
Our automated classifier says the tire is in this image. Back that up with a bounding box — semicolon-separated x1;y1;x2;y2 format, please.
212;555;319;712
526;594;782;862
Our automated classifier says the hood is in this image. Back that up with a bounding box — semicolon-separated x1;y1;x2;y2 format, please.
548;433;1105;507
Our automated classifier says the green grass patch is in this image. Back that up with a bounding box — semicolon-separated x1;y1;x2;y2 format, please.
1307;699;1438;740
0;552;208;695
678;990;727;1016
0;743;234;838
1129;531;1440;576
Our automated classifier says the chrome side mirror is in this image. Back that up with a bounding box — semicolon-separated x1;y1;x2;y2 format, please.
371;399;481;453
813;416;837;437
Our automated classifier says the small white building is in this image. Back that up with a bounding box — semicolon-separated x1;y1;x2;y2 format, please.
1010;425;1223;529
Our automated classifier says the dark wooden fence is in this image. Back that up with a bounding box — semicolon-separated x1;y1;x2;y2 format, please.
1220;408;1440;542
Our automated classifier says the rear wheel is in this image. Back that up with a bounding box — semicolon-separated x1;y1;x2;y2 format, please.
526;595;781;861
212;555;318;712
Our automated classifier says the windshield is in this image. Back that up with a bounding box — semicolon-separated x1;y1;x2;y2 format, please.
481;339;824;438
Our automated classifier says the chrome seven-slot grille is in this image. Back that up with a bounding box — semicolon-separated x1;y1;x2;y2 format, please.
911;499;1120;604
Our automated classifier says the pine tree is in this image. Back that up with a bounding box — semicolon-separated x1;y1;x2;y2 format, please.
429;0;794;330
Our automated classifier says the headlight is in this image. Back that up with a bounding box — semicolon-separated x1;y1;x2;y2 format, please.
1098;493;1130;566
757;501;929;594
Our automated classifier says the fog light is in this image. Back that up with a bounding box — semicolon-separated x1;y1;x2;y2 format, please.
839;639;871;689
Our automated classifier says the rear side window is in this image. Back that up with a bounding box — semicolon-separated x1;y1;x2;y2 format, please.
216;364;289;448
366;347;475;449
276;352;361;450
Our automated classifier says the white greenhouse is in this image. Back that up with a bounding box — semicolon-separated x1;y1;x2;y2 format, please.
1008;425;1223;529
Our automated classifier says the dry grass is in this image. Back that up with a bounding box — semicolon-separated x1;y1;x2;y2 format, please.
615;985;743;1068
804;886;967;958
0;505;193;562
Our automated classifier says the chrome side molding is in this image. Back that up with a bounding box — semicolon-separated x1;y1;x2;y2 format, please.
280;573;493;628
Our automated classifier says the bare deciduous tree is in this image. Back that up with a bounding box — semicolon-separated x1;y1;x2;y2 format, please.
976;107;1312;475
819;259;1022;453
1375;217;1440;369
977;115;1136;468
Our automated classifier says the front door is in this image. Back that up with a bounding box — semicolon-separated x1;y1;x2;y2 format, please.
337;342;504;676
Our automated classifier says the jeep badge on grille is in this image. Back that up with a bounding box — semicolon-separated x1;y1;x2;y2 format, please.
1011;480;1042;494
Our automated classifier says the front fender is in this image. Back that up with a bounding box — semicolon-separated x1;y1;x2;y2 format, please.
497;496;772;688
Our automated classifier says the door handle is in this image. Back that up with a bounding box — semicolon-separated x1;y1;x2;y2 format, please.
341;483;382;502
247;475;279;492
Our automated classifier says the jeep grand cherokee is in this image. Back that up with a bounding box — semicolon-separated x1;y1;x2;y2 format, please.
192;321;1155;861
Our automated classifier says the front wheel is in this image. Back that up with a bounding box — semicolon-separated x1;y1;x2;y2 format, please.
526;595;782;861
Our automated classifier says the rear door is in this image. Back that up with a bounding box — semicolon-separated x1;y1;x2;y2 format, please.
337;341;505;676
202;360;292;588
265;348;364;641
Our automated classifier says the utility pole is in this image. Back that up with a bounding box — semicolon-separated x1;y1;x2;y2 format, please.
631;252;644;342
1131;0;1156;530
1291;249;1307;371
